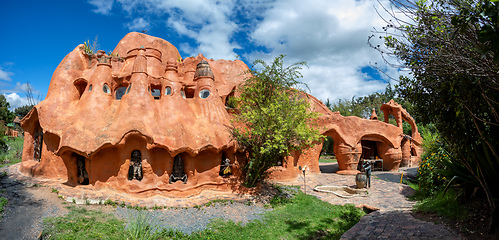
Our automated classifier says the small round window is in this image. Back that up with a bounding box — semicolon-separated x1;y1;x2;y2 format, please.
180;91;186;99
199;89;210;99
165;86;172;96
88;85;93;92
103;84;111;94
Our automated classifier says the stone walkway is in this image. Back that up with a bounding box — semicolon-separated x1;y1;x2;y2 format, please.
274;162;461;239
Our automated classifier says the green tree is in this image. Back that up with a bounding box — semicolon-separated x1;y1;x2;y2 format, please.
14;104;34;119
232;55;322;187
373;0;499;232
0;95;13;124
327;83;414;119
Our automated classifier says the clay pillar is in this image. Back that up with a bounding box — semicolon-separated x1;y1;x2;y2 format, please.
378;142;402;171
334;140;361;175
383;111;390;124
400;138;411;167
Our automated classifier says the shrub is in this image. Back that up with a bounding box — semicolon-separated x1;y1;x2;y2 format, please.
416;126;450;198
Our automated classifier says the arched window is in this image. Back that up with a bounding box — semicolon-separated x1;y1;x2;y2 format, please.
150;85;161;100
74;79;87;99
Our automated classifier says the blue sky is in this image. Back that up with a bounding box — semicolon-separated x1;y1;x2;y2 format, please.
0;0;402;110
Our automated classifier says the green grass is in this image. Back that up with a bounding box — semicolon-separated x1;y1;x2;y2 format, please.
0;137;23;168
404;180;464;221
0;197;7;216
186;192;364;240
41;190;365;239
42;206;126;239
318;156;337;163
413;189;465;220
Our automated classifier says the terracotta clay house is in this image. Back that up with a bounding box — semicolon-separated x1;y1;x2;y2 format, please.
20;33;421;196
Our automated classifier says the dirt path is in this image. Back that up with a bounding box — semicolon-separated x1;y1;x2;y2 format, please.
0;169;70;240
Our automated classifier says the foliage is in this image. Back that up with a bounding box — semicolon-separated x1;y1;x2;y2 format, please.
0;137;23;167
414;189;466;220
327;83;415;119
14;105;33;119
0;95;13;124
373;0;499;232
0;197;7;215
0;126;7;154
321;136;335;155
124;210;164;240
416;131;450;198
451;0;499;62
82;36;99;55
232;55;322;187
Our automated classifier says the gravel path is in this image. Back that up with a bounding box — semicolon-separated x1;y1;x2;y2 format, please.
114;202;270;234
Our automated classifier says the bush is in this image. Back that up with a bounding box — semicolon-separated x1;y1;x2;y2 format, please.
416;125;450;198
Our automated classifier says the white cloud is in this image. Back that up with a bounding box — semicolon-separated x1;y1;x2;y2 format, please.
88;0;114;15
114;0;242;59
3;93;35;110
126;17;150;31
0;68;13;81
1;82;40;95
248;0;401;102
93;0;407;104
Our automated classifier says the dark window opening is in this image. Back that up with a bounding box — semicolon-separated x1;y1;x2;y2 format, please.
184;87;195;98
150;85;161;100
411;147;417;156
33;125;43;162
76;154;89;185
128;150;143;181
88;85;93;92
115;85;128;100
74;79;88;99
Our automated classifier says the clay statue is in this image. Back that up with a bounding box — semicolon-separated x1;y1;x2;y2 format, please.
33;131;43;161
219;154;232;177
128;150;143;181
77;156;89;185
169;154;187;183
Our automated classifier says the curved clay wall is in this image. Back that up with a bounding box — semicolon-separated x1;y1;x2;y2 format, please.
20;33;422;197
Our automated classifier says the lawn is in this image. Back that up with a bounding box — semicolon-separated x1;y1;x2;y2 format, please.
41;187;365;240
0;137;23;168
318;155;337;163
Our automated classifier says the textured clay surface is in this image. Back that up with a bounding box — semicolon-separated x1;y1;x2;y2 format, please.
20;32;421;198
